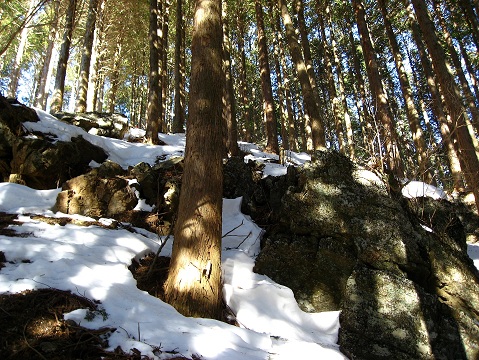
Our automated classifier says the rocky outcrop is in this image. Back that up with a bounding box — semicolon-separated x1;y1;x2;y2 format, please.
53;111;129;139
0;96;108;189
53;164;137;218
253;150;479;359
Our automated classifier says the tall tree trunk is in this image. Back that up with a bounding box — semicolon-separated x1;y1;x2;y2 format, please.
50;0;77;114
378;0;431;181
269;0;296;151
223;2;240;156
352;0;404;178
164;0;224;320
331;27;355;159
433;0;479;134
108;38;122;113
458;40;479;103
406;3;464;190
236;6;250;141
34;0;60;109
348;25;375;159
75;0;99;113
458;0;479;51
160;0;169;132
172;0;185;133
278;0;325;150
8;0;36;98
317;9;346;154
254;0;279;155
145;0;161;144
411;0;479;211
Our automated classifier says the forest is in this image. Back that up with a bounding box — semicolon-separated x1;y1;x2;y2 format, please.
1;0;479;207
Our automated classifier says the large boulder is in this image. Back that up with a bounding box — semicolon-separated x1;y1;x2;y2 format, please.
53;165;137;218
0;96;39;181
0;97;108;189
253;150;479;359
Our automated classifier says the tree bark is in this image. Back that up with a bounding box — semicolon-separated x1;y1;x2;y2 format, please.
278;0;325;150
406;2;464;190
223;2;240;156
317;9;346;154
411;0;479;211
50;0;77;114
255;0;279;155
75;0;99;113
172;0;185;133
433;0;479;134
352;0;404;178
163;0;224;319
34;0;60;109
145;0;161;144
160;0;169;132
8;0;36;98
378;0;431;181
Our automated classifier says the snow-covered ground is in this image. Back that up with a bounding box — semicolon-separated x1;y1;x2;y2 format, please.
0;109;478;359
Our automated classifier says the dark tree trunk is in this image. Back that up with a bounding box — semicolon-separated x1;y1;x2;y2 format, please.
172;0;185;133
145;0;161;144
254;0;279;155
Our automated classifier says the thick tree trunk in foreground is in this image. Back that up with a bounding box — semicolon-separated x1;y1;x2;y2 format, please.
411;0;479;211
164;0;224;319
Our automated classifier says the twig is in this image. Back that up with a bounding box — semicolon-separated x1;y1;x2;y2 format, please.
222;220;244;238
148;217;175;277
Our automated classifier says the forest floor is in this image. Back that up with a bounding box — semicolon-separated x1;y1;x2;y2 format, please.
0;212;196;360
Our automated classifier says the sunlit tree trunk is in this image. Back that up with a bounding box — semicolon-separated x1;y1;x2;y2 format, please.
255;0;279;154
278;0;325;150
458;40;479;103
145;0;161;144
164;0;224;319
8;0;36;98
75;0;99;113
406;3;464;190
348;24;374;159
378;0;431;181
433;0;479;134
172;0;185;133
270;0;296;151
353;0;404;178
235;4;249;141
50;0;77;114
108;39;122;113
411;0;479;211
317;9;346;154
223;2;240;156
331;27;355;160
34;0;60;109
